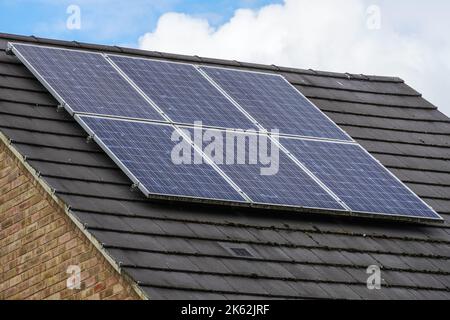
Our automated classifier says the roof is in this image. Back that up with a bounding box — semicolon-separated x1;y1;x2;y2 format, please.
0;32;449;300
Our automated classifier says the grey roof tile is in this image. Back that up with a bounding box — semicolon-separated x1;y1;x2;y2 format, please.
318;283;362;300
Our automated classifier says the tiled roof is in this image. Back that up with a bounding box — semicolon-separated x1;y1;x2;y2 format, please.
0;33;449;299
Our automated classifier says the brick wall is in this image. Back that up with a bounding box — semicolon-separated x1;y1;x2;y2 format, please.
0;142;142;300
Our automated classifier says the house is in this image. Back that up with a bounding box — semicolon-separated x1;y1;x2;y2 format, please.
0;33;449;300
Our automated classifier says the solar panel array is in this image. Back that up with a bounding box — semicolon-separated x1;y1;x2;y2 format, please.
109;56;257;129
200;66;352;141
78;116;246;202
12;44;164;121
281;138;436;218
11;42;442;222
183;127;344;210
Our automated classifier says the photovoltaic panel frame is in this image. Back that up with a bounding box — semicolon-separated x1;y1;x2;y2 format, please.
280;137;442;220
10;43;165;121
108;55;258;130
76;115;248;203
200;66;353;141
181;126;346;211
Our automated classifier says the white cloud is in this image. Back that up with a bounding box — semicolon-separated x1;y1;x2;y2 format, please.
138;0;450;116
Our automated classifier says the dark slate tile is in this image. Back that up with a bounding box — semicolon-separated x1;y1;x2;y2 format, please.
0;87;56;106
219;258;262;276
119;216;166;235
187;256;233;274
127;268;203;290
350;285;392;300
139;287;166;300
277;230;318;247
246;228;289;244
155;237;199;254
299;86;434;109
399;256;443;272
289;281;331;299
381;270;418;288
196;274;236;292
187;239;231;257
258;262;296;279
14;144;116;168
279;248;322;264
373;253;409;270
259;280;298;297
340;252;378;267
0;51;21;64
0;74;46;92
386;288;425;300
49;178;144;201
103;248;135;265
428;258;450;272
0;61;34;78
317;283;362;299
185;223;227;239
28;161;127;185
314;266;359;283
309;249;354;266
72;211;130;230
163;254;202;272
250;245;294;261
5;130;91;152
216;225;260;242
412;290;450;300
282;264;323;281
406;273;449;290
225;276;270;296
116;250;198;271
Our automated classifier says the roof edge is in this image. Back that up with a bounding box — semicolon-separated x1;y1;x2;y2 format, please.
0;32;405;83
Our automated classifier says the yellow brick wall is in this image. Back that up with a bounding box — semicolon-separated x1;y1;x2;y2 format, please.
0;142;142;300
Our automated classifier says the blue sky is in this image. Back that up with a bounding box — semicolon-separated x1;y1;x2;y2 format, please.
1;0;449;116
0;0;282;46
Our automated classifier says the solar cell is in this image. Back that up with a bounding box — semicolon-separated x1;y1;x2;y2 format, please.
200;66;352;141
183;127;345;210
109;56;257;130
77;116;247;202
12;44;164;121
281;138;441;219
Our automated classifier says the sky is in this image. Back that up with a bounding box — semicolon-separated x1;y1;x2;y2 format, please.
0;0;449;116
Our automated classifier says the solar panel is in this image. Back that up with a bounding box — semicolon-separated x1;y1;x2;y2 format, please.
200;66;352;141
183;127;345;210
77;116;246;202
11;43;442;223
281;138;441;219
11;44;164;121
109;55;257;130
